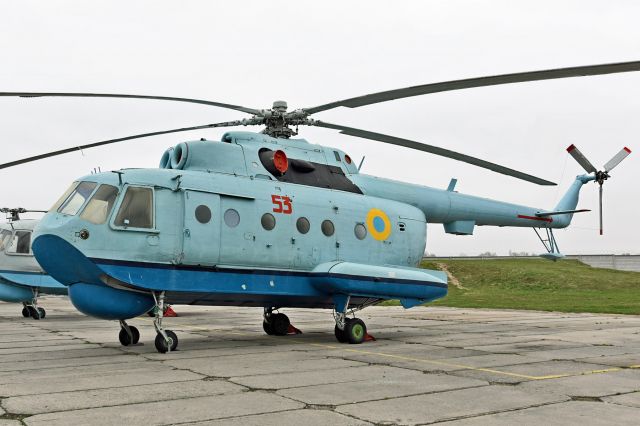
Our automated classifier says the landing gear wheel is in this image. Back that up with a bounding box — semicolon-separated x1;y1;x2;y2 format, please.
21;307;29;318
262;320;275;335
119;328;132;346
271;313;290;336
154;330;178;353
345;318;367;344
37;307;46;319
118;326;140;346
334;324;349;343
130;326;140;344
27;306;40;320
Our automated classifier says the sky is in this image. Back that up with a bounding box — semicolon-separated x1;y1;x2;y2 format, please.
0;0;638;255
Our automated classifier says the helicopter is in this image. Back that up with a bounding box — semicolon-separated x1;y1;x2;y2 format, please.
0;60;635;353
0;208;67;319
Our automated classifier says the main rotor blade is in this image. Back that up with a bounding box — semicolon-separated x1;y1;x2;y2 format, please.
305;60;640;114
0;120;245;170
314;121;556;186
603;147;631;172
0;92;262;115
566;144;597;173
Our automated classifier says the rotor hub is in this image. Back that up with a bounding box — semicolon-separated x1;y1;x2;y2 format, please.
243;100;314;138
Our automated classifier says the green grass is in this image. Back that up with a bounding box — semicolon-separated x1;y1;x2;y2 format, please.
381;259;640;315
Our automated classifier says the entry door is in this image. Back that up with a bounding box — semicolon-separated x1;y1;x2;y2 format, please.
182;191;220;266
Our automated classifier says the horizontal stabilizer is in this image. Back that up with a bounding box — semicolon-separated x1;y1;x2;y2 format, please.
535;209;590;217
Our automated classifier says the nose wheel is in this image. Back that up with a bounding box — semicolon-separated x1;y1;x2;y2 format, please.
118;320;140;346
152;291;178;353
154;330;178;353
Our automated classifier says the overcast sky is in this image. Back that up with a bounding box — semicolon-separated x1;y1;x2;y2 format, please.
1;1;638;255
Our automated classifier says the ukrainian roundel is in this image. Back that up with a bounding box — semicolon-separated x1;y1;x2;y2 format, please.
366;208;392;241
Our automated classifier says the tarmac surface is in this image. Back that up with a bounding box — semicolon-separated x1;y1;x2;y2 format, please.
0;297;639;425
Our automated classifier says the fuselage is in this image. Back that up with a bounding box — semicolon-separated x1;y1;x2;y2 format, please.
30;131;590;319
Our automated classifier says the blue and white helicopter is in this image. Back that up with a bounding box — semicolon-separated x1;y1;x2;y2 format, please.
0;208;67;319
0;60;635;352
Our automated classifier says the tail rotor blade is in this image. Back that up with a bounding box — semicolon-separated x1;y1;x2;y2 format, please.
566;144;597;173
599;184;604;235
603;147;632;172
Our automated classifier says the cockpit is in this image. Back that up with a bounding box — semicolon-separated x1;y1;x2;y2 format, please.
52;181;154;229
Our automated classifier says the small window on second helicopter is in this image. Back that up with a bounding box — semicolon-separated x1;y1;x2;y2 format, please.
6;231;31;254
0;230;12;252
114;186;154;229
80;185;119;225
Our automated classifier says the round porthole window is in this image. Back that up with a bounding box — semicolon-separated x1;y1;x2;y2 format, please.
296;217;310;234
321;220;335;237
261;213;276;230
195;205;211;224
223;209;240;228
354;223;367;240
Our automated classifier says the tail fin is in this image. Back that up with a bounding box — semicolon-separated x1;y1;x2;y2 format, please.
549;174;595;228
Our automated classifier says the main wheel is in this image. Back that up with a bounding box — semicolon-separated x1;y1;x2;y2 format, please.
271;313;290;336
344;318;367;344
38;307;46;319
262;320;275;335
130;326;140;344
154;330;178;353
119;328;133;346
28;306;40;320
21;307;29;318
334;324;348;343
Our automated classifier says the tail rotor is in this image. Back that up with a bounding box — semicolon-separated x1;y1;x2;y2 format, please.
566;145;631;235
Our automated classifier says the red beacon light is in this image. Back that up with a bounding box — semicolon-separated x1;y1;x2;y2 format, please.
273;150;288;175
344;154;352;164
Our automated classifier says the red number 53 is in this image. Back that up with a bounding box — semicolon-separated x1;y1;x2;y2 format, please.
271;195;292;214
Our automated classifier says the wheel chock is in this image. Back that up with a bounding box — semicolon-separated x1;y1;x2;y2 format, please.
287;324;302;335
364;332;376;342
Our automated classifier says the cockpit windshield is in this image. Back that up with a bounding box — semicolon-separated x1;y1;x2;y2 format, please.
0;230;12;252
50;182;79;212
80;185;119;224
58;182;98;216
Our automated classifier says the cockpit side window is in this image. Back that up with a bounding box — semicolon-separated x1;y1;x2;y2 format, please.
0;230;12;252
80;185;119;225
114;186;154;229
6;231;31;255
59;182;98;216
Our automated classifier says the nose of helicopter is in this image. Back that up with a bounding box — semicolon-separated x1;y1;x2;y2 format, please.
32;232;155;320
